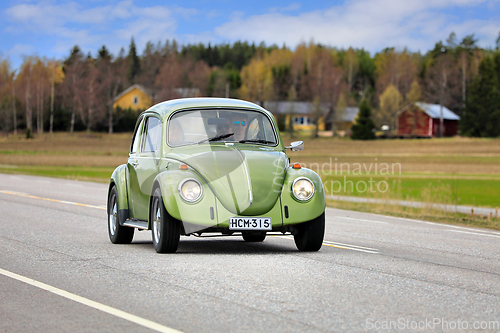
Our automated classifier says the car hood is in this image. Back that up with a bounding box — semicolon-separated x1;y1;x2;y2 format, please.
167;144;288;215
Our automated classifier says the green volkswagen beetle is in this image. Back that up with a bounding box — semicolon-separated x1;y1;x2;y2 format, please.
107;98;325;253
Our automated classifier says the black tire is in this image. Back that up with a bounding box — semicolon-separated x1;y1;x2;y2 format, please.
107;186;134;244
151;187;180;253
294;212;325;251
242;232;266;242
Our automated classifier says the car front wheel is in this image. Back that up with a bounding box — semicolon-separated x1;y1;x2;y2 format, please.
294;212;325;251
151;187;180;253
108;186;134;244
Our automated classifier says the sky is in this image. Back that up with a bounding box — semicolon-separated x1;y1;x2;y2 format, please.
1;0;500;70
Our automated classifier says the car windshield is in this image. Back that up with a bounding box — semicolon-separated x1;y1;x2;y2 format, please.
168;109;277;147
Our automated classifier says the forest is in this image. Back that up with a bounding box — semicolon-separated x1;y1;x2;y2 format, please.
0;32;499;137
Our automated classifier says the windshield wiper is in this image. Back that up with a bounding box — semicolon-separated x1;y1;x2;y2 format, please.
197;133;234;144
238;139;275;144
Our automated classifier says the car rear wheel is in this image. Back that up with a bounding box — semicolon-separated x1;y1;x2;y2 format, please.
108;186;134;244
294;212;325;251
242;232;266;242
151;187;180;253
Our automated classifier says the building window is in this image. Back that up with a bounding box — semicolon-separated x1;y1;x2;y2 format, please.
133;96;139;105
294;117;300;125
300;117;305;124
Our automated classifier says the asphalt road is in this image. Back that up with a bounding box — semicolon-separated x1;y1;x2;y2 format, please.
1;173;499;332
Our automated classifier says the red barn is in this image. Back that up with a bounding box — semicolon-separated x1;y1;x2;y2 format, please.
397;102;460;137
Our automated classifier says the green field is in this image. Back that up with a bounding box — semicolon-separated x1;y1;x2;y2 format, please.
0;164;114;183
321;174;500;208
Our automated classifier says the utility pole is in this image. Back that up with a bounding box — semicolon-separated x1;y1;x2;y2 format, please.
11;75;17;135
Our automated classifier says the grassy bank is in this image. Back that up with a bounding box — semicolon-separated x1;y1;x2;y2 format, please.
0;164;113;183
327;199;500;231
321;174;500;208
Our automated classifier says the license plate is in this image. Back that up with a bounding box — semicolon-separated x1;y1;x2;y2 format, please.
229;217;272;230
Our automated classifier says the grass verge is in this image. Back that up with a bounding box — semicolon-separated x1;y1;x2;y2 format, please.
321;174;500;208
327;199;500;231
0;165;113;183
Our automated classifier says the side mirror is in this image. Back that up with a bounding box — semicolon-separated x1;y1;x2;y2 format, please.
286;141;304;151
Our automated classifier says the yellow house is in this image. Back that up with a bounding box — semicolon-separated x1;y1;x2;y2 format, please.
113;84;153;111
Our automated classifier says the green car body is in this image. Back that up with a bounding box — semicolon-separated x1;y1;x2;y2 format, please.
107;98;326;253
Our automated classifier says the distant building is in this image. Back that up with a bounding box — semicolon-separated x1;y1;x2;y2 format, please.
174;88;200;98
397;102;460;137
332;107;359;131
261;101;331;131
113;84;153;111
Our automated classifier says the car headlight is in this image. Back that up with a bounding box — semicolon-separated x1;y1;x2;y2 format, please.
292;177;315;201
179;179;202;202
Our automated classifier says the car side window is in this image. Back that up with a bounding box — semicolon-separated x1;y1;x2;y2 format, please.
141;117;161;153
130;116;144;154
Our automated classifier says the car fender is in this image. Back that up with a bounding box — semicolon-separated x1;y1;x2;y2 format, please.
150;168;217;231
109;164;130;223
280;167;326;224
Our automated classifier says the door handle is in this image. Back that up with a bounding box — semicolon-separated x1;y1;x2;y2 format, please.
129;160;139;167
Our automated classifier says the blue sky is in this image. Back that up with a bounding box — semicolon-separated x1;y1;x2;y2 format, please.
2;0;500;70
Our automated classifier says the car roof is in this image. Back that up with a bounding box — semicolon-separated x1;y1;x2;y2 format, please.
144;98;272;120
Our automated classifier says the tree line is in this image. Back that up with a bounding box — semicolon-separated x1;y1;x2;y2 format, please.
0;33;499;137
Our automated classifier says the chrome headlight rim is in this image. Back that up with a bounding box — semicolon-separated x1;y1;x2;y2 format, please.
178;178;203;203
291;177;315;201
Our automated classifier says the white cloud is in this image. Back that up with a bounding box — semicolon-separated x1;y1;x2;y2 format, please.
280;3;301;12
3;0;499;62
5;44;35;58
213;0;500;52
4;1;196;58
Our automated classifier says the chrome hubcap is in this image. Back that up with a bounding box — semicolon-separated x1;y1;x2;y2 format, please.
109;196;117;236
153;199;161;244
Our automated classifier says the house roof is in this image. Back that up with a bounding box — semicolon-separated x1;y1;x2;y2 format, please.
261;101;330;116
174;88;200;98
337;107;359;122
415;102;460;120
114;84;152;102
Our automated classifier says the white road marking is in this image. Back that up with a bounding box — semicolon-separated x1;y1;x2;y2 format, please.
332;216;388;224
447;230;500;239
322;240;378;251
444;224;500;235
0;190;105;210
0;268;182;333
334;211;500;235
274;235;379;254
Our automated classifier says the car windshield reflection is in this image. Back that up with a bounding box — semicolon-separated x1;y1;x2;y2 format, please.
167;109;277;147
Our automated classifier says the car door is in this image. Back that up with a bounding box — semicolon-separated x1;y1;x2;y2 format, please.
128;115;162;221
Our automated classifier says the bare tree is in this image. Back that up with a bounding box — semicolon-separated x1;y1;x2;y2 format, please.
0;60;12;136
17;57;35;132
47;60;64;134
77;57;101;135
423;53;460;132
11;70;17;135
344;48;359;95
155;54;184;100
95;46;126;134
62;47;85;134
32;58;50;134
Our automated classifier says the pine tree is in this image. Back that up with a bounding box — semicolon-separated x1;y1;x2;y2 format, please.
461;56;500;137
126;38;141;83
351;99;376;140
